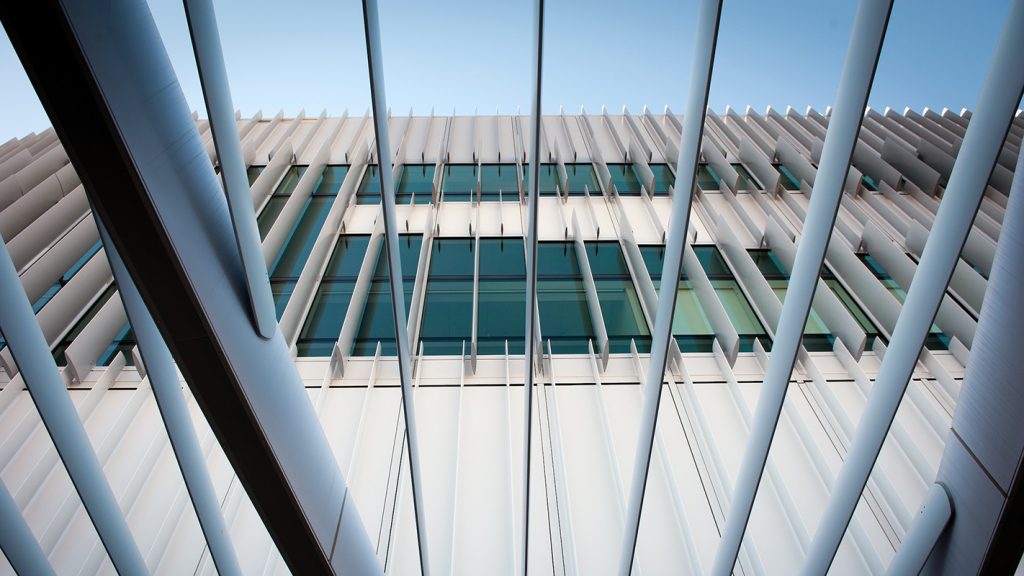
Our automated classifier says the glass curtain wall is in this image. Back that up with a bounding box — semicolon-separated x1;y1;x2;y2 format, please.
640;245;769;352
537;242;595;353
584;242;651;352
477;238;526;354
266;165;347;317
296;235;371;356
419;238;475;354
352;234;422;355
859;254;949;349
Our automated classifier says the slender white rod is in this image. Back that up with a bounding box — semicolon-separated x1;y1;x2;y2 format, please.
360;1;431;573
0;235;148;574
619;0;723;573
521;0;545;573
98;220;243;576
711;1;893;573
182;0;277;339
802;2;1024;571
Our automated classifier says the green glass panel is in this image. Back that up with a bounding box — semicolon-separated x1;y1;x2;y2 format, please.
862;174;879;191
257;197;288;239
420;239;474;355
247;165;265;185
478;239;526;354
776;163;801;190
608;163;643;196
352;235;422;356
356;165;381;204
324;235;371;277
858;254;947;350
480;164;519;200
99;323;135;366
441;164;477;202
270;194;337;279
750;249;836;351
585;241;650;352
522;164;561;195
640;245;768;352
697;164;721;191
398;164;435;195
296;235;370;357
271;280;296;318
564;163;601;196
651;164;675;195
537;242;594;354
732;163;762;190
313;165;348;196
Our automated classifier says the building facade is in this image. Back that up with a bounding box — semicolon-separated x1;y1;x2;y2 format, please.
0;106;1019;574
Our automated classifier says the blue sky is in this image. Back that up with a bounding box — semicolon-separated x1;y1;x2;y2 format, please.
0;0;1016;141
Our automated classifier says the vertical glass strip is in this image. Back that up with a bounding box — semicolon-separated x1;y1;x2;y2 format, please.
537;242;594;353
267;165;348;318
584;241;650;352
32;241;102;313
477;238;526;354
296;235;371;356
419;239;475;354
352;234;423;356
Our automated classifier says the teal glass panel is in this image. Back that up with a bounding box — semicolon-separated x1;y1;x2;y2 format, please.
859;254;949;349
522;164;561;196
257;197;288;239
247;165;265;185
480;164;519;201
697;164;721;191
732;163;762;190
53;284;116;366
477;239;526;354
265;166;347;317
537;242;594;354
441;164;477;202
352;235;422;356
651;164;675;195
820;266;884;349
564;163;601;196
297;235;371;356
420;239;475;354
585;242;650;352
33;241;102;313
776;163;801;190
607;163;643;196
640;245;767;352
256;165;308;237
397;164;435;204
356;165;381;204
862;174;879;191
98;323;135;366
749;249;835;351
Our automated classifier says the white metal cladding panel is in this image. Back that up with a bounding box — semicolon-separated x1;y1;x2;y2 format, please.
0;109;1015;574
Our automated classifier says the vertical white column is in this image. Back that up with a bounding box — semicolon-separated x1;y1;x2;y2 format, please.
802;1;1024;572
619;0;723;573
521;1;545;573
0;237;148;575
183;0;277;339
711;1;893;573
360;1;431;574
97;220;242;576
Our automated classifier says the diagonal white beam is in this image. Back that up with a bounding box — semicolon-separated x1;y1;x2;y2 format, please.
711;1;893;573
0;478;54;576
182;0;277;340
0;234;148;575
360;1;431;574
801;2;1024;571
521;0;544;573
884;483;952;575
619;0;723;573
97;220;243;576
